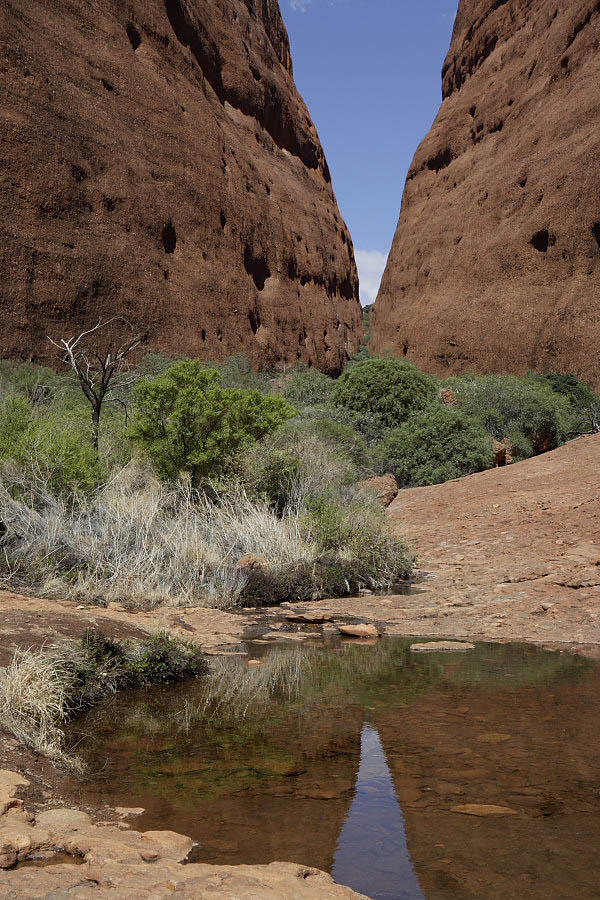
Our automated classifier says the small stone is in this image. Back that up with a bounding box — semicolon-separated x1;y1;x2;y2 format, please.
238;553;270;572
451;804;518;817
338;623;380;639
541;602;555;611
114;807;145;818
247;659;263;667
410;641;475;652
477;732;512;744
140;849;160;862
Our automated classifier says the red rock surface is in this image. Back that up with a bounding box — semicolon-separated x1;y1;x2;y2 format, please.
372;0;600;386
0;0;362;373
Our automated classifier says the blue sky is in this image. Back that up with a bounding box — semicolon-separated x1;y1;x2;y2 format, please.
281;0;459;303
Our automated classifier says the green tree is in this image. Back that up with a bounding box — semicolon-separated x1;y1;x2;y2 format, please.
376;405;493;487
130;360;296;483
445;373;571;456
332;356;438;436
282;368;335;406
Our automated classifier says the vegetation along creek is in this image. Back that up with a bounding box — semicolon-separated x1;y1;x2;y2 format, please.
65;635;600;900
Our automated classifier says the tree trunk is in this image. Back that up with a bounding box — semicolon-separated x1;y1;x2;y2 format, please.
92;403;101;455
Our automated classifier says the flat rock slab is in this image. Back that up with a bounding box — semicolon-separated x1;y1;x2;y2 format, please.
338;624;380;639
451;804;519;817
410;641;475;652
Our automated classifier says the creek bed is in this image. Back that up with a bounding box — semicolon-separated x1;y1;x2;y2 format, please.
66;637;600;900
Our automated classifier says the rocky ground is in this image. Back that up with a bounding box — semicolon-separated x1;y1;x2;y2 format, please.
0;433;598;894
0;771;367;899
303;433;600;657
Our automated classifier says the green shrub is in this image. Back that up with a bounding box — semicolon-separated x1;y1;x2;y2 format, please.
299;403;383;445
215;354;272;392
0;629;207;767
530;372;600;436
70;629;206;709
0;397;101;496
303;495;414;585
445;373;571;456
282;368;335;406
332;356;438;435
0;361;62;407
130;360;296;483
376;405;494;487
236;419;363;512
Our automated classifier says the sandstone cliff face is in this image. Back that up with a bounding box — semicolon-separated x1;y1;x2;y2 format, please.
372;0;600;386
0;0;361;372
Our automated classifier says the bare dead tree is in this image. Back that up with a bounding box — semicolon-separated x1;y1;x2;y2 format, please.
48;318;146;454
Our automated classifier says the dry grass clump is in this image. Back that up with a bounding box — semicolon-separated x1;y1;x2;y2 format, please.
1;462;412;609
0;646;81;768
0;464;315;609
0;630;206;768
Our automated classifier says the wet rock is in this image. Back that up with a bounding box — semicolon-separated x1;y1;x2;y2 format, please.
338;624;381;639
0;771;29;818
451;804;518;817
285;613;335;624
115;808;145;819
358;474;399;507
410;641;474;653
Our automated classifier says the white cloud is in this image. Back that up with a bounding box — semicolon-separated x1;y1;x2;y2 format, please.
289;0;310;10
355;249;388;306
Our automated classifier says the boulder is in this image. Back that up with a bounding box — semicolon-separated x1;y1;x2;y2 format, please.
358;474;399;507
338;623;381;639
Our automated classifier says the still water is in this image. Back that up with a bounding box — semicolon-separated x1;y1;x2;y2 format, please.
67;638;600;899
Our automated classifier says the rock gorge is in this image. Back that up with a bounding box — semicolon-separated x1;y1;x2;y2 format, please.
0;0;362;372
372;0;600;387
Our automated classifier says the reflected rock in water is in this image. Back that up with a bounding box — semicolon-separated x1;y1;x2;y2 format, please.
333;724;424;900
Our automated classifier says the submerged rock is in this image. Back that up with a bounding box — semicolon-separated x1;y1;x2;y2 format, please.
451;804;518;817
410;641;475;652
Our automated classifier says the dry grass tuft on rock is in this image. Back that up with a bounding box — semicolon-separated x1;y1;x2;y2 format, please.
0;629;206;768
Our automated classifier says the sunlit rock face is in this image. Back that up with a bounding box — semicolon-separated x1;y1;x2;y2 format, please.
372;0;600;387
0;0;362;373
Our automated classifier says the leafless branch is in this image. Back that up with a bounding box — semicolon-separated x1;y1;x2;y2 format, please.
48;318;147;453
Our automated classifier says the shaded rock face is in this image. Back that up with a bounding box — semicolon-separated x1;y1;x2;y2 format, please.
372;0;600;386
0;0;362;373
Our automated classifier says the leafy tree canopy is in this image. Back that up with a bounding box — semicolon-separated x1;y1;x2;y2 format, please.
130;360;296;483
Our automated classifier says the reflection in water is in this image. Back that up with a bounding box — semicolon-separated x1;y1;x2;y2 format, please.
66;638;600;899
333;724;424;900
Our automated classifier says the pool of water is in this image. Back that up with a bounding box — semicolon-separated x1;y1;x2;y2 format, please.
66;638;600;899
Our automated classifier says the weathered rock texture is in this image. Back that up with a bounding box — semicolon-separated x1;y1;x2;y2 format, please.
0;776;369;898
0;0;361;373
372;0;600;386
